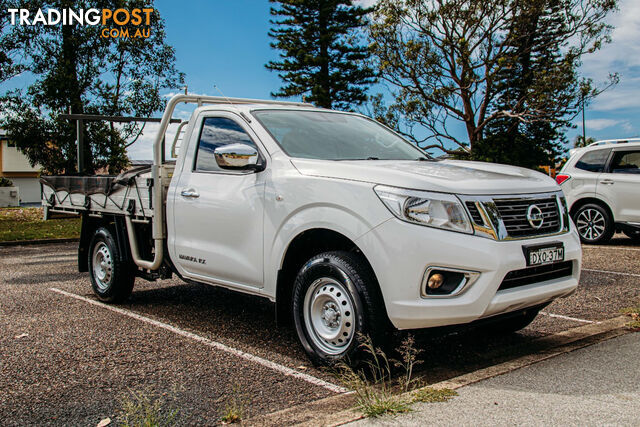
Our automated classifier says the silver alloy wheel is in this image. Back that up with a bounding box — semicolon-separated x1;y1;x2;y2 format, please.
576;208;606;241
303;277;355;355
92;241;113;291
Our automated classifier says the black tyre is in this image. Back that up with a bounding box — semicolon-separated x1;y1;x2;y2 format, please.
88;227;135;303
292;251;388;365
623;228;640;242
487;307;541;335
573;203;614;244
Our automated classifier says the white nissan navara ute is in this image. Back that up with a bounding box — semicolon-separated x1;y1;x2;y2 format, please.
41;95;581;364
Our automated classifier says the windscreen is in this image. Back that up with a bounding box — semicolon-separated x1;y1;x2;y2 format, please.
253;110;431;161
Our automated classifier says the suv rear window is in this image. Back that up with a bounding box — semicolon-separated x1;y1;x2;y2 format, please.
610;150;640;174
575;149;609;172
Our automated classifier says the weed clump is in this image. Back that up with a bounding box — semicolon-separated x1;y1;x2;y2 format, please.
117;389;178;427
333;334;456;418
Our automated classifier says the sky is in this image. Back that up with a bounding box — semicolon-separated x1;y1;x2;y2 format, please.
2;0;639;159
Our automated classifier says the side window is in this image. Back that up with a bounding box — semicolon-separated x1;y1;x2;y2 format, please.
575;149;609;173
194;117;258;172
610;150;640;174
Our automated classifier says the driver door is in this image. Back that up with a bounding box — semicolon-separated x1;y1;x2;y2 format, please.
172;113;266;289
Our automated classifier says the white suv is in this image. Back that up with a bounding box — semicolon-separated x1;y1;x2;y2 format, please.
558;142;640;244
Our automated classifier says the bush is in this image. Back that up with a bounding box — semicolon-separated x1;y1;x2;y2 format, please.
0;177;14;187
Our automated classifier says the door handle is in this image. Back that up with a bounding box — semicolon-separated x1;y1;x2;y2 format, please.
181;189;200;198
600;179;615;185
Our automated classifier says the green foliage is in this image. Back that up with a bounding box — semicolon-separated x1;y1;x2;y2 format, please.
0;0;184;174
266;0;376;109
334;337;411;417
411;387;458;403
394;334;422;393
369;0;618;165
220;383;246;424
620;303;640;330
0;207;80;242
574;135;596;148
0;1;27;83
334;335;425;418
117;389;178;427
0;177;13;187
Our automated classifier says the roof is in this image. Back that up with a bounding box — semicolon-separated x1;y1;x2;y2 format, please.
569;140;640;158
589;138;640;146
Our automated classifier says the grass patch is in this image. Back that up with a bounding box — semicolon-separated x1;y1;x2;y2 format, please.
220;383;246;424
0;207;80;242
117;389;178;427
334;334;455;418
620;304;640;330
411;387;458;403
334;335;412;417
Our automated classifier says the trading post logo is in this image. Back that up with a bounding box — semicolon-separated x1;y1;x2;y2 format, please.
6;7;155;39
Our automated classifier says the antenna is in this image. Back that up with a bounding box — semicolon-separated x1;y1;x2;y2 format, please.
214;84;252;122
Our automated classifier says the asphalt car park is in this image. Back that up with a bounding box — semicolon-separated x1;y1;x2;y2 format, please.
1;236;638;425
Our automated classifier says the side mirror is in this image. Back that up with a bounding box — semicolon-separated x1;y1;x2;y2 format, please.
214;143;265;171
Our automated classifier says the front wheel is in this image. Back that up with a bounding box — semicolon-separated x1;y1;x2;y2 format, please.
88;227;135;303
292;251;387;365
487;307;541;335
573;203;614;244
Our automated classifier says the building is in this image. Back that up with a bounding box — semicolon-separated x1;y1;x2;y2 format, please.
0;129;42;204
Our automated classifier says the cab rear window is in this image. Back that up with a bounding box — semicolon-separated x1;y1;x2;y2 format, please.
575;149;609;172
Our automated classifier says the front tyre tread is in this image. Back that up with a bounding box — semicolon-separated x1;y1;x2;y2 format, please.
292;251;388;365
88;227;135;303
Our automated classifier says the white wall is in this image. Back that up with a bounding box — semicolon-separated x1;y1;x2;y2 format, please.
10;177;41;204
1;141;40;172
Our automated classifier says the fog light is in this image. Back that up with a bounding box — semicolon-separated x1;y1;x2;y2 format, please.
422;267;480;298
427;273;444;289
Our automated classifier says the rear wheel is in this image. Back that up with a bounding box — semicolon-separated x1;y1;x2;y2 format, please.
292;251;388;365
573;203;614;244
88;227;135;303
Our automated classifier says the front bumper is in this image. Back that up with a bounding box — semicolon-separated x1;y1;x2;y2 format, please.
356;218;582;330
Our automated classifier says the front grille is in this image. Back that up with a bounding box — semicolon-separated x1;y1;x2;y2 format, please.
494;197;561;237
498;261;573;291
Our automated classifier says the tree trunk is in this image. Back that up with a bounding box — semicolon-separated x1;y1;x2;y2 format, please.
60;16;91;174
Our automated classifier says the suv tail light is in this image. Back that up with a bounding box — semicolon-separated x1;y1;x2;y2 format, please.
555;174;570;185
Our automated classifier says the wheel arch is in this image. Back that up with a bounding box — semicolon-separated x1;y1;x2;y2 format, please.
78;214;131;272
275;227;388;326
569;197;614;220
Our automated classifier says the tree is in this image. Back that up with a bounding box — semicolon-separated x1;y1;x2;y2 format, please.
1;0;184;174
0;1;27;83
368;0;618;162
574;135;596;148
473;0;574;167
266;0;376;110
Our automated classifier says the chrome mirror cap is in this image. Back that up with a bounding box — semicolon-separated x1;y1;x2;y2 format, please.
214;143;264;171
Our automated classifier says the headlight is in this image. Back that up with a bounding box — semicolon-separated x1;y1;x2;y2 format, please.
374;185;473;234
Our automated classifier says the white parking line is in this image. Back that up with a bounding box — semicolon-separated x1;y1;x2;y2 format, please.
582;245;640;252
582;268;640;278
49;287;347;394
539;311;596;324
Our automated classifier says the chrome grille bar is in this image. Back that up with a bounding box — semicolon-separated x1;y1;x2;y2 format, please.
459;191;570;241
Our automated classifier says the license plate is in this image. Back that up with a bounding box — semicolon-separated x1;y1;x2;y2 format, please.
523;242;564;266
